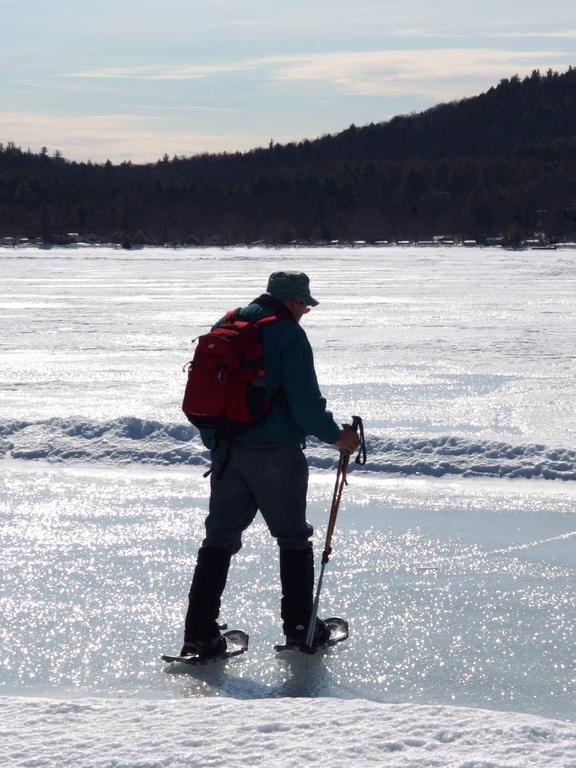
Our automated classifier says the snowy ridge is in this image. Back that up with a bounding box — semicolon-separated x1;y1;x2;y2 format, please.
1;416;576;481
2;696;575;768
362;434;576;481
0;416;209;467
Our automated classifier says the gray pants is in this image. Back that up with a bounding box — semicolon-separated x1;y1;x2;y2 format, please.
203;441;313;554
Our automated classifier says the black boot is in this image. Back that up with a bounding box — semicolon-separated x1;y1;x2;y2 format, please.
182;546;231;656
280;547;330;645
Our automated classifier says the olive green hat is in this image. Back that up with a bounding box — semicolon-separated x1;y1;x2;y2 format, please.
266;271;319;306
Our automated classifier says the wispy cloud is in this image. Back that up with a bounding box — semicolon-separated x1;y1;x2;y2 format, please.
66;48;570;99
208;19;269;29
390;28;448;38
0;112;261;163
67;62;255;80
137;105;243;113
492;29;576;38
269;49;570;98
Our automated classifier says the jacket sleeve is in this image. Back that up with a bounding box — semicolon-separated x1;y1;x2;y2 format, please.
278;324;341;444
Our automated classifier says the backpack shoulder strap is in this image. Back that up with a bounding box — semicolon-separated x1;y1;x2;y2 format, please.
254;314;282;328
222;297;294;328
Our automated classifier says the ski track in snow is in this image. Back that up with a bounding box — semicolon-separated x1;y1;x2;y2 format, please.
2;696;576;768
1;415;576;481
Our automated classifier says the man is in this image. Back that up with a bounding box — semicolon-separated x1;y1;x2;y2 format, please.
181;271;360;658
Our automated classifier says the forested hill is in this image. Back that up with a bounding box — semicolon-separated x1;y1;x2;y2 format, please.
2;67;576;245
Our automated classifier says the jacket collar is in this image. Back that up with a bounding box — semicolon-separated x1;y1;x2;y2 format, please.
251;294;295;321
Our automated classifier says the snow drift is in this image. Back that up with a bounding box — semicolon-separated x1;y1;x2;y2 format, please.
2;696;575;768
1;416;575;481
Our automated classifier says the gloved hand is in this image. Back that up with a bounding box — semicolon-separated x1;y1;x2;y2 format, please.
334;428;361;454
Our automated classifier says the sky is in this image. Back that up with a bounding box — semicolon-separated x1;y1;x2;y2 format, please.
1;0;575;163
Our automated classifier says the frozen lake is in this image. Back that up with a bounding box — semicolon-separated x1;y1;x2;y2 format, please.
1;246;575;727
2;462;576;722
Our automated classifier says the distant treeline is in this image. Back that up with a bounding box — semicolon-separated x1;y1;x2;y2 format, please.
2;67;576;245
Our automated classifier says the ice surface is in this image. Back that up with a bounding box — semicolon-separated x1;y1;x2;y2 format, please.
1;463;575;721
1;246;575;766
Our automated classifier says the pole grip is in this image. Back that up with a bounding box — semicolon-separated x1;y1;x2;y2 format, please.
342;415;367;465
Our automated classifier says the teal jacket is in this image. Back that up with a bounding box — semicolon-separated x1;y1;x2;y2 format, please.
199;296;341;449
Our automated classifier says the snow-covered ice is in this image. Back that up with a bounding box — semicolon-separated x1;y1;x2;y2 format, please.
1;246;575;766
3;696;576;768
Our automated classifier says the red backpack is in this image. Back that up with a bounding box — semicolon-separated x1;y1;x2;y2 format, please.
182;305;290;438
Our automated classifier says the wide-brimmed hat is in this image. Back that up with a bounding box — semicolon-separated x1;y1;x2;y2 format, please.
266;271;318;306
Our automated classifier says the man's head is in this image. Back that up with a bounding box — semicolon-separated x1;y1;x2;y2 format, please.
266;271;318;320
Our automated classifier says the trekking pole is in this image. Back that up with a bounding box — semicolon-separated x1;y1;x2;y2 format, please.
305;415;367;650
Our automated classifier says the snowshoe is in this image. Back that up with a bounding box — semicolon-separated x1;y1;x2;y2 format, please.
162;629;248;666
275;617;348;654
